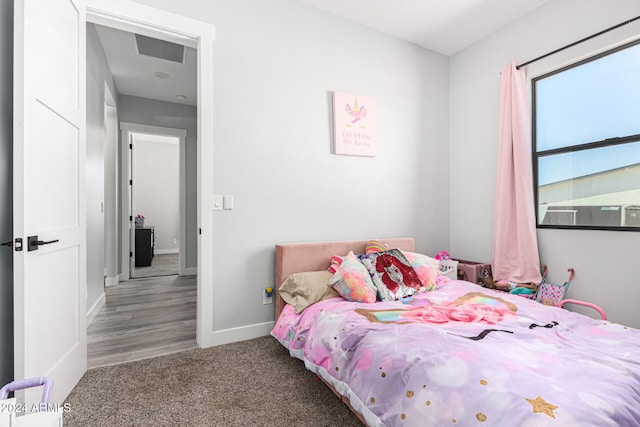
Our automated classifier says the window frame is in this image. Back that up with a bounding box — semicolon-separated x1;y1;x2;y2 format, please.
532;39;640;232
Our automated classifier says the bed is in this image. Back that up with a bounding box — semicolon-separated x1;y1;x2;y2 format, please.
270;238;640;426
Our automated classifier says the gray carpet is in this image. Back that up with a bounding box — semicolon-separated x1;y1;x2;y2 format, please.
64;336;362;426
133;253;179;279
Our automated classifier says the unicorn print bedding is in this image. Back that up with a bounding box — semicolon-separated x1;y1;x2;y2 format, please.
271;279;640;426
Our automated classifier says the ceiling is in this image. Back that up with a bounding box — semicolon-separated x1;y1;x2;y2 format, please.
93;1;551;106
94;24;197;106
294;0;552;55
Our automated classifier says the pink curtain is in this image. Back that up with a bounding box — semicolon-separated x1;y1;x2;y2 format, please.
492;62;541;284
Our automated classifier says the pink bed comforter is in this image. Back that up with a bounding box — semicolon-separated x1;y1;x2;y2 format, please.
271;279;640;426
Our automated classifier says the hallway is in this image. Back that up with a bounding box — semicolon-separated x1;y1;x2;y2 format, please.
87;275;196;368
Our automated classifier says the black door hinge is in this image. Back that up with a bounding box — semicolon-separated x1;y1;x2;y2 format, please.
129;143;133;149
129;251;133;258
129;179;133;185
130;215;133;221
198;227;202;235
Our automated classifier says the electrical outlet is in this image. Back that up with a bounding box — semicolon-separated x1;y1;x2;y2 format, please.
263;293;273;305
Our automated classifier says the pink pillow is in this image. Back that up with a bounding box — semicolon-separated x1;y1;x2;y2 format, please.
401;251;438;292
328;255;345;274
329;252;377;303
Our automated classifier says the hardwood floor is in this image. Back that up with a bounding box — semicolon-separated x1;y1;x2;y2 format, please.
87;275;196;369
132;253;179;279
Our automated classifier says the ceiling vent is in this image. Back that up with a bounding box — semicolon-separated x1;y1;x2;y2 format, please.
134;34;186;64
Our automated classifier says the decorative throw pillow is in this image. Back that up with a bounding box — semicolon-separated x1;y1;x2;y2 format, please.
329;252;377;303
278;271;338;313
401;251;438;292
327;255;345;274
359;249;423;301
365;239;390;254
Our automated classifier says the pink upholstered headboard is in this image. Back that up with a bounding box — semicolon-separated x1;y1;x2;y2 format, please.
275;237;415;318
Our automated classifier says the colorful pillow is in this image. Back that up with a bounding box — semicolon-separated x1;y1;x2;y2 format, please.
329;252;377;303
278;271;338;313
359;249;423;301
328;255;345;274
365;239;390;254
401;251;438;292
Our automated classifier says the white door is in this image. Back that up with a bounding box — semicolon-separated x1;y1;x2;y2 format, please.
13;0;87;405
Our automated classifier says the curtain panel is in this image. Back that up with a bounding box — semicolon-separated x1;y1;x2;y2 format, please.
492;62;542;284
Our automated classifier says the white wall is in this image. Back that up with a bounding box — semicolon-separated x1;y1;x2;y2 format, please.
449;0;640;328
133;134;180;253
118;95;198;269
0;0;13;387
86;23;119;312
133;0;450;331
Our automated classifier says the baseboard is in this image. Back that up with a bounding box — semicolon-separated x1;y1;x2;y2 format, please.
201;321;275;347
86;292;105;326
105;275;119;287
154;248;179;255
184;267;197;276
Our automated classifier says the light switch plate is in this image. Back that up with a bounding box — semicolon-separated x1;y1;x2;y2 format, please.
213;195;223;211
223;195;234;210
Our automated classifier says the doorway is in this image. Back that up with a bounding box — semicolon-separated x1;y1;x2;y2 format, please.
125;127;188;279
11;0;215;404
85;32;196;366
86;1;215;349
131;132;179;278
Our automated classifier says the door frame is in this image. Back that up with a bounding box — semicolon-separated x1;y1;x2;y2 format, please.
86;0;215;347
120;123;188;279
103;83;118;288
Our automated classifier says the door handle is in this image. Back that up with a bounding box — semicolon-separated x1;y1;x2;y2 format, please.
1;241;12;247
27;235;59;252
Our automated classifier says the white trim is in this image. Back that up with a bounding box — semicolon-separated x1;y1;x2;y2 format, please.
86;292;105;326
185;267;197;276
209;322;276;347
105;276;119;287
179;127;187;276
87;0;215;349
119;122;187;138
85;2;204;48
154;248;179;255
103;84;118;290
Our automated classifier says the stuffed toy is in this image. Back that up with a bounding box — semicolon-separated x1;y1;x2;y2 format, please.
482;276;538;294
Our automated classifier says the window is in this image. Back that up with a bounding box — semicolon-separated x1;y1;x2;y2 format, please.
533;40;640;230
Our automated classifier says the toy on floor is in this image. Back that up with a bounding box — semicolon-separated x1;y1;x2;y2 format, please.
482;265;607;320
0;376;64;425
482;276;538;295
0;376;53;405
